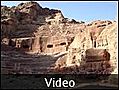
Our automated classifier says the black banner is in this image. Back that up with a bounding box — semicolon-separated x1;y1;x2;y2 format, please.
1;74;118;89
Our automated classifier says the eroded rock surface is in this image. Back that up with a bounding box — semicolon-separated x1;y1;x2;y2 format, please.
1;2;117;74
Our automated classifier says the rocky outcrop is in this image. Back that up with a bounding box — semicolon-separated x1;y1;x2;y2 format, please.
1;2;117;74
65;20;117;74
1;1;64;38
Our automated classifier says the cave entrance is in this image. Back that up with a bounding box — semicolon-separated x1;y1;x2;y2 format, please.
21;40;30;51
47;44;53;48
22;45;29;48
60;42;66;46
8;39;16;47
94;41;96;48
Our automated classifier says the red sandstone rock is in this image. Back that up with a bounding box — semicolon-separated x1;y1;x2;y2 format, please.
1;1;117;74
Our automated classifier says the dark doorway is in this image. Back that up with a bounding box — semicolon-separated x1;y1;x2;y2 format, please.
47;44;53;48
60;42;66;45
22;45;29;48
8;39;16;47
21;40;30;51
94;41;96;48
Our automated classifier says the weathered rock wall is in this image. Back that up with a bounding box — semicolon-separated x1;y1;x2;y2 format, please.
1;2;117;74
66;21;117;74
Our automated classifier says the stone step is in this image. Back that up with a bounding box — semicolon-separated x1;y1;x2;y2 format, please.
85;59;105;62
86;56;103;59
2;66;14;69
1;66;55;74
86;58;104;60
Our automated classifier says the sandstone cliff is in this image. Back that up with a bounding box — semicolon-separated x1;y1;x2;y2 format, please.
1;2;117;75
